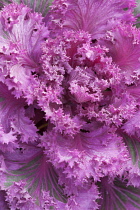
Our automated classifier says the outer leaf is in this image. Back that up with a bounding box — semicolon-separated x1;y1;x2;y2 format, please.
0;3;49;103
0;82;38;143
0;82;25;133
121;132;140;187
49;0;136;38
0;0;53;16
4;145;67;207
98;177;140;210
21;0;53;16
99;24;140;85
123;111;140;137
41;122;129;184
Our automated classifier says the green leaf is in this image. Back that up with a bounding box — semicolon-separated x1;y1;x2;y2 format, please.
98;177;140;210
122;134;140;167
21;0;54;16
0;0;53;16
5;150;67;204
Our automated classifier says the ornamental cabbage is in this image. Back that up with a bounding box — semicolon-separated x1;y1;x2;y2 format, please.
0;0;140;209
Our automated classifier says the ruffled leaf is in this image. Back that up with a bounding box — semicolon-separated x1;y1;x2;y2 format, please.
41;122;129;184
5;181;37;210
0;2;49;60
49;0;136;38
123;111;140;137
12;108;38;143
0;190;10;210
0;125;17;152
0;82;25;133
0;3;49;102
99;24;140;84
67;183;99;210
0;82;37;142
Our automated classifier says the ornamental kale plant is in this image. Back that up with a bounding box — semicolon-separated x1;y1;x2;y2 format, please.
1;0;140;209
